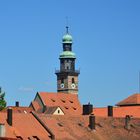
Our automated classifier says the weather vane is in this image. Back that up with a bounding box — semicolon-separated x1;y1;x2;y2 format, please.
66;16;69;33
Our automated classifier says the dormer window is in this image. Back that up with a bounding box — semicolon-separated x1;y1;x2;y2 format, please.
57;123;63;127
70;100;73;103
51;99;55;102
73;107;76;110
65;107;69;109
33;136;40;140
61;99;66;103
16;136;23;140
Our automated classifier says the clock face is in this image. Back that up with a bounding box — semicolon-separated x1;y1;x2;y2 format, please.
60;83;64;88
71;83;76;89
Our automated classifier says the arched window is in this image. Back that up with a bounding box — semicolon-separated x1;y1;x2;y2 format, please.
58;110;60;114
65;63;70;70
61;78;64;83
72;78;75;83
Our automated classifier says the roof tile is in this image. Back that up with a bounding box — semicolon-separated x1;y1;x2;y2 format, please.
116;93;140;106
36;92;82;115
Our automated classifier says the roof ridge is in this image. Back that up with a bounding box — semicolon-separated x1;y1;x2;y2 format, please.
136;93;140;103
116;93;140;106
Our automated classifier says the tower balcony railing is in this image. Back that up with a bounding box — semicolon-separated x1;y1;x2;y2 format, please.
55;69;80;74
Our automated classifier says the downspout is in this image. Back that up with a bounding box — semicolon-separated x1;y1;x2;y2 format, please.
31;111;55;140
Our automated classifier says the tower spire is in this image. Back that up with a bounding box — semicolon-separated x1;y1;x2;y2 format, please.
66;26;69;34
66;16;69;34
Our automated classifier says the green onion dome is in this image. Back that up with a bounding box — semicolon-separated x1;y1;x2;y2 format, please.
62;34;73;44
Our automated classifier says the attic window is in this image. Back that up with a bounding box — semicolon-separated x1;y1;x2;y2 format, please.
16;136;23;140
70;100;73;103
33;136;40;140
65;107;69;109
61;99;66;103
51;99;55;102
73;107;77;110
57;123;63;127
58;110;60;114
78;123;84;127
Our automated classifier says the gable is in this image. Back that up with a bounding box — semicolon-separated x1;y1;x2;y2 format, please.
53;107;64;115
30;101;41;112
33;93;45;112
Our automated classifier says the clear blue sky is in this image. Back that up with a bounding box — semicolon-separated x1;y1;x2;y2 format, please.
0;0;140;107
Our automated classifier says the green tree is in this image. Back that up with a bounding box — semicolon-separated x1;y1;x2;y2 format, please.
0;87;6;110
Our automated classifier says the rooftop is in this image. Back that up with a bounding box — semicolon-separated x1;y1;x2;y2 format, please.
93;106;140;118
116;93;140;106
35;92;82;115
0;110;140;140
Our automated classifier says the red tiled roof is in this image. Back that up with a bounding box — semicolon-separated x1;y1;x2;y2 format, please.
0;138;17;140
36;92;82;115
116;93;140;106
93;107;107;117
93;106;140;118
93;93;140;118
37;114;89;140
30;101;41;112
0;112;50;139
1;106;33;113
113;106;140;117
0;110;140;140
36;114;140;140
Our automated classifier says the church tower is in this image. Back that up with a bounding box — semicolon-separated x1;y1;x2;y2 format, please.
55;27;80;94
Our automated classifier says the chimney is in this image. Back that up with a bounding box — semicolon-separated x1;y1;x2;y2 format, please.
89;114;95;130
125;115;131;130
0;124;5;137
7;108;12;126
15;101;19;107
108;105;113;117
83;103;93;115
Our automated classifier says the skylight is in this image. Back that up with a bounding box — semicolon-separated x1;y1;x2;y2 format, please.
70;100;74;103
57;123;63;127
61;99;66;103
65;107;69;109
73;107;76;110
